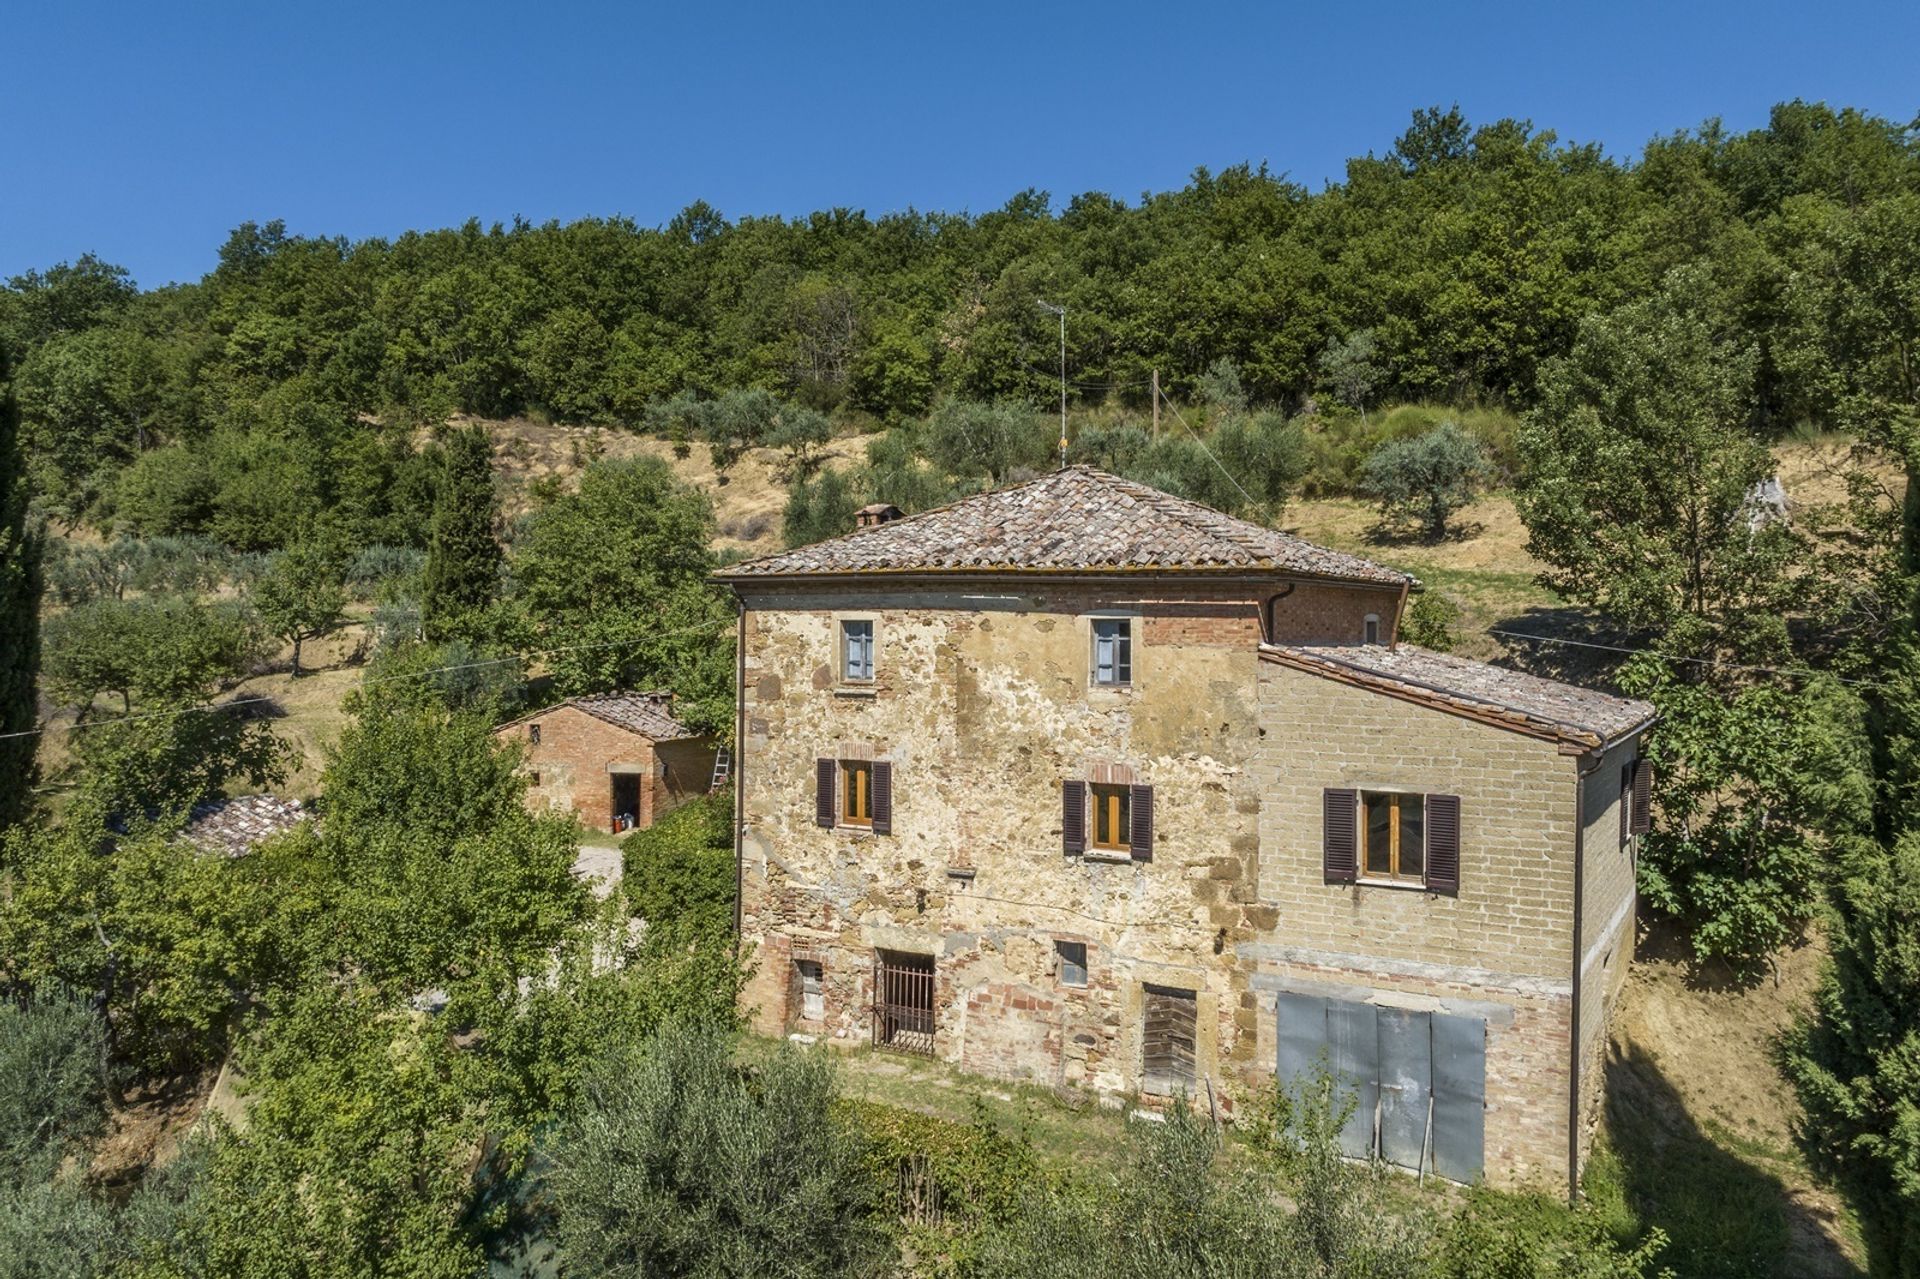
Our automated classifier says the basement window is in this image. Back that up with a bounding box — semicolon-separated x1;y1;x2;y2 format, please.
1091;618;1132;686
1142;985;1197;1095
1363;791;1425;884
795;959;824;1022
1055;940;1088;988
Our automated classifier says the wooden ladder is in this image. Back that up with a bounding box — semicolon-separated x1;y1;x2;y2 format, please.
709;746;731;793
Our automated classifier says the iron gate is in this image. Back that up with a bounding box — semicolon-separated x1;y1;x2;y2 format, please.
1276;992;1486;1182
873;951;935;1055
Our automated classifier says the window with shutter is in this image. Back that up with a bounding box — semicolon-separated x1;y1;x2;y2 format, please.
841;760;873;828
1630;758;1653;835
1323;788;1358;883
1090;783;1131;851
1425;794;1460;895
1619;764;1633;850
1362;791;1426;885
1129;784;1153;861
815;758;835;828
1062;780;1087;855
871;761;893;835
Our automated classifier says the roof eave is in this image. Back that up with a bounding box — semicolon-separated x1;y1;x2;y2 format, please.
1257;645;1643;750
714;564;1411;589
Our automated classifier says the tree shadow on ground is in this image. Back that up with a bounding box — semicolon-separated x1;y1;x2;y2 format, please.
1601;1039;1861;1279
1484;605;1646;689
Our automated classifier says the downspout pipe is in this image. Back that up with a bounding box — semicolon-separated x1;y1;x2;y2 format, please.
733;594;747;940
1568;748;1606;1203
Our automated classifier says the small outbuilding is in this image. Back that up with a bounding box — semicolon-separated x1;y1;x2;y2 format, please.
495;691;717;833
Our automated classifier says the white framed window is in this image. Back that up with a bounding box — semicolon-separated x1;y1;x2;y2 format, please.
1363;613;1381;645
841;619;875;682
1091;618;1132;686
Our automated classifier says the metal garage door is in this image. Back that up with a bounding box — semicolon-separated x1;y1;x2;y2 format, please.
1274;994;1486;1182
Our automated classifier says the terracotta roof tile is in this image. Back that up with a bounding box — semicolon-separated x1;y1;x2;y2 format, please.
182;794;309;858
718;465;1411;585
567;691;696;741
1262;643;1655;747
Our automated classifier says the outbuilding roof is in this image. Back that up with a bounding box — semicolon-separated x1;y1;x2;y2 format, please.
182;794;309;858
1261;643;1655;749
717;465;1412;586
505;691;698;742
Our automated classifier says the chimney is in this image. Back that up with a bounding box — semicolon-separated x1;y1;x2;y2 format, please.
854;502;903;530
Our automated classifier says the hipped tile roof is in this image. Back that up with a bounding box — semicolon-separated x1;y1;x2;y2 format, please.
1262;643;1656;748
718;465;1411;585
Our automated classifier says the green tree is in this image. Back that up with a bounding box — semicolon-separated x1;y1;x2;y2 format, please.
419;426;500;642
247;542;347;675
781;465;859;548
1362;420;1492;541
509;457;733;733
42;595;257;716
545;1024;892;1279
1319;329;1382;416
1619;661;1873;967
1518;270;1792;648
923;398;1052;485
0;336;40;829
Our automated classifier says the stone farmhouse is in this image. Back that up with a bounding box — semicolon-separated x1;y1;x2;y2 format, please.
495;692;716;834
716;465;1653;1192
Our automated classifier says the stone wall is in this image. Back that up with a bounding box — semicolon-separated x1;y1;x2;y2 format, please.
1574;734;1642;1171
733;573;1631;1190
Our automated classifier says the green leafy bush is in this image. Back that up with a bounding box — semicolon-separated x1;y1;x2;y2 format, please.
545;1023;892;1279
622;788;734;942
1361;421;1492;541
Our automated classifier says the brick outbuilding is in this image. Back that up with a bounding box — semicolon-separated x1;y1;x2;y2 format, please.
495;692;717;833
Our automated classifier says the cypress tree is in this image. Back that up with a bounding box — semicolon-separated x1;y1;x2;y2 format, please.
0;336;42;829
420;426;501;643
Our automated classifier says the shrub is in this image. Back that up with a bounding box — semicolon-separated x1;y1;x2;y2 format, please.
622;789;734;941
1361;421;1492;541
0;985;107;1185
1401;590;1461;651
544;1023;892;1279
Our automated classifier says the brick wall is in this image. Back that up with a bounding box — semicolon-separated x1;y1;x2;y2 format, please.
494;705;717;833
1264;581;1403;645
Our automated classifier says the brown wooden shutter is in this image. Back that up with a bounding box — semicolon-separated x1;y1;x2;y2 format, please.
1630;758;1653;835
1062;780;1087;856
1322;788;1357;883
815;758;835;828
871;762;893;835
1426;793;1461;895
1129;784;1153;862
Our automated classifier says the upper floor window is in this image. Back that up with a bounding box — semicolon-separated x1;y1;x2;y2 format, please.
841;760;874;827
815;756;892;834
841;619;874;682
1364;791;1424;883
1364;614;1381;645
1061;778;1153;861
528;722;542;745
1322;787;1460;894
1091;783;1131;851
1092;618;1132;686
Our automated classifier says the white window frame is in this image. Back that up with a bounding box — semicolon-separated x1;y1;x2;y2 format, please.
834;614;877;687
1089;615;1134;687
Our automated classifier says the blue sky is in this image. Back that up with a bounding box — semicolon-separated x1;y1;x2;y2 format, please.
6;0;1917;287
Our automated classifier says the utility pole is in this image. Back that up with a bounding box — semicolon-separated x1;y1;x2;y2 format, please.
1037;299;1067;467
1151;368;1160;438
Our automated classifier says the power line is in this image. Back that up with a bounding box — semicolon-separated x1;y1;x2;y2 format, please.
1488;628;1879;688
1154;381;1260;512
0;616;736;743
